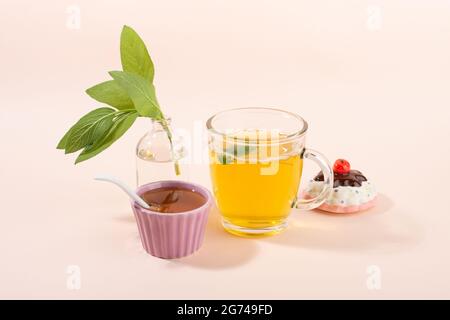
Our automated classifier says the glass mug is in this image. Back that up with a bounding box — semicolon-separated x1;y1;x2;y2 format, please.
207;107;334;237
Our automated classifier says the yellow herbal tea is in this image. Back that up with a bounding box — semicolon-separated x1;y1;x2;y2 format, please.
209;131;303;235
207;108;334;237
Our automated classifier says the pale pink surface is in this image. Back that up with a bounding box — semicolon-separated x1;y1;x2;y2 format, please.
1;0;450;299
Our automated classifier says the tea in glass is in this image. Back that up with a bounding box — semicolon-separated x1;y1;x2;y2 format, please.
207;108;334;237
209;131;303;235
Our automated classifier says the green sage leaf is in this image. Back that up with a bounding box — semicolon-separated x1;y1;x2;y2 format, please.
120;25;154;83
85;80;134;110
57;128;72;150
57;107;115;151
65;109;116;154
216;144;257;165
75;111;138;164
109;71;162;118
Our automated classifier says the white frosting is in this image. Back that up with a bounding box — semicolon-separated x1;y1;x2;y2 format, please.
306;180;377;206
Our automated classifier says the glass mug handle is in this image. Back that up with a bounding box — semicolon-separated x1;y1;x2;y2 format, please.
294;149;334;210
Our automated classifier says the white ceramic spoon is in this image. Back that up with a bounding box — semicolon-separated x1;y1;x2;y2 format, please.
94;175;151;209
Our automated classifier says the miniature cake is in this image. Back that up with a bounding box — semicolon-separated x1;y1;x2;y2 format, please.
305;159;377;213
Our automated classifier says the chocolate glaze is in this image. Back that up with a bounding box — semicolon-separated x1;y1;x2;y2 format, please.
314;170;367;188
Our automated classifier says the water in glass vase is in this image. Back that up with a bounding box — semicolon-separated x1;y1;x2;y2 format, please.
136;118;187;186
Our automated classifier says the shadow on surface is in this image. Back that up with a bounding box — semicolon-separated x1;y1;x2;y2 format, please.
262;194;424;253
114;214;136;224
117;207;259;269
170;207;260;270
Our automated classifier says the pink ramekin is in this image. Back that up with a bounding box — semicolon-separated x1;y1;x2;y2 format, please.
131;180;212;259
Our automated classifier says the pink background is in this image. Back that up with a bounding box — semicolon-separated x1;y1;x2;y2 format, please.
1;0;449;299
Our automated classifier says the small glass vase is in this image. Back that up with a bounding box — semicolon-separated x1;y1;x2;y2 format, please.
136;118;187;186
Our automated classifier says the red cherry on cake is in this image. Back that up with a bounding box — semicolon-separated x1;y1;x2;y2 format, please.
333;159;351;174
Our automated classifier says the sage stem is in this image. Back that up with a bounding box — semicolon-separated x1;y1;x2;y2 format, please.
161;119;181;176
